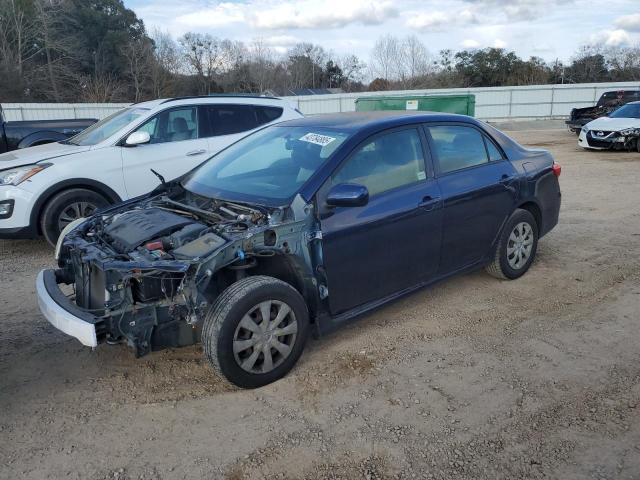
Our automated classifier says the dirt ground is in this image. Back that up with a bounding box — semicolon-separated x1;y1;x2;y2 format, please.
1;126;640;480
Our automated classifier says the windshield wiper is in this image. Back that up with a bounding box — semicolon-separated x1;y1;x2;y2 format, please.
58;139;77;145
150;168;167;188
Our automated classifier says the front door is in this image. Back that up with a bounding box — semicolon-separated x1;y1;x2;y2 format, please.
319;127;443;314
424;124;518;274
121;106;209;197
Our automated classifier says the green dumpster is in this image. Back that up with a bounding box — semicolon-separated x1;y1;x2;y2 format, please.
355;94;475;116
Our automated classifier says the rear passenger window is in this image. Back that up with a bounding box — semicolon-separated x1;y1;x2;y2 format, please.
428;125;488;174
484;138;503;161
202;105;259;136
201;105;284;137
333;129;426;197
255;106;283;124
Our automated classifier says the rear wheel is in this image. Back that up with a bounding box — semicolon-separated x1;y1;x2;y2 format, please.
202;276;309;388
485;209;539;280
40;188;109;246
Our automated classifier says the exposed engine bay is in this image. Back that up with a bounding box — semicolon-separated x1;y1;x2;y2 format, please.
55;189;321;357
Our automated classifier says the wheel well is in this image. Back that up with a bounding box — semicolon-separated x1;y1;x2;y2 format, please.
518;201;542;230
247;255;319;321
33;181;121;234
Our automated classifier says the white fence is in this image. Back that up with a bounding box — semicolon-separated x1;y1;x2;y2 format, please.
1;103;130;121
284;81;640;120
3;81;640;122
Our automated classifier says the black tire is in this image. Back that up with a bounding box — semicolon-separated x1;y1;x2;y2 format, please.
202;275;309;388
485;209;539;280
40;188;109;247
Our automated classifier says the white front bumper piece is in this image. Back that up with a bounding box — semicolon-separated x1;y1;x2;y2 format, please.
36;270;98;347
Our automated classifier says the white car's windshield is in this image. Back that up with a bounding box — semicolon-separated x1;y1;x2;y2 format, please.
183;125;350;205
67;107;150;146
609;104;640;119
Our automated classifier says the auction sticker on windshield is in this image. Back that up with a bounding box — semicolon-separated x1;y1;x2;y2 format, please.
299;133;336;147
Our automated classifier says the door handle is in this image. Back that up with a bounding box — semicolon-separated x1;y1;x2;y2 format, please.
186;149;206;156
499;174;516;183
418;195;441;211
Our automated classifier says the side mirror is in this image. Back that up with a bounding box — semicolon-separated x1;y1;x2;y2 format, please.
124;131;150;146
326;183;369;208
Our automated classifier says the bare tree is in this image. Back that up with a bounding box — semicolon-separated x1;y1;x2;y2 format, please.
604;45;640;81
399;35;432;88
248;38;277;92
179;32;226;94
78;73;124;102
121;38;152;101
370;34;400;81
149;29;181;98
32;0;81;102
337;54;366;91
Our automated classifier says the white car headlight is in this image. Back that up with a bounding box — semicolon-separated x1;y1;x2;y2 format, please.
581;126;588;133
0;163;51;186
619;128;640;136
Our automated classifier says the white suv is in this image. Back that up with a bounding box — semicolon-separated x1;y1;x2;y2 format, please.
0;96;302;245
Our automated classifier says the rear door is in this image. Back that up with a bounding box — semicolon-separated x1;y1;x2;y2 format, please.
121;105;209;197
319;127;442;314
425;123;518;274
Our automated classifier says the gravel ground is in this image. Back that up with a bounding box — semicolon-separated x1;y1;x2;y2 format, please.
1;128;639;480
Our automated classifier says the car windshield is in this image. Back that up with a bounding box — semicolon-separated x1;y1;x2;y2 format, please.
609;104;640;119
67;107;150;146
182;125;350;205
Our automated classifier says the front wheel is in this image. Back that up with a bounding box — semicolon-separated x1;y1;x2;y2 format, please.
202;276;310;388
485;209;539;280
40;188;109;247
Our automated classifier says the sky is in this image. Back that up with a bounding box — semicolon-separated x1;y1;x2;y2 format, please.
125;0;640;63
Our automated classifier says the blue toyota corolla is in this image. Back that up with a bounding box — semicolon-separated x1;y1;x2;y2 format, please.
39;112;561;388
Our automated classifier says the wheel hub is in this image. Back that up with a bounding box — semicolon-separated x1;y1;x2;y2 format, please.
232;300;298;374
507;221;534;270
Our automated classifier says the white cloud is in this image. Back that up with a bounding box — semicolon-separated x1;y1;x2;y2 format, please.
173;0;398;31
176;2;244;28
406;9;478;31
250;0;398;30
494;38;507;48
464;0;577;21
462;39;481;48
614;14;640;32
261;35;302;48
590;29;632;47
406;12;449;30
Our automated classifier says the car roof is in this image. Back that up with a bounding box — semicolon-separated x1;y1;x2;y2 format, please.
132;95;289;110
276;111;477;132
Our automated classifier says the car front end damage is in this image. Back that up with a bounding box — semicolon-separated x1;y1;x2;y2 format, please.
578;126;640;151
37;190;321;357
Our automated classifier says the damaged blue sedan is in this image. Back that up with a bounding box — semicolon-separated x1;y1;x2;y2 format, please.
37;112;561;388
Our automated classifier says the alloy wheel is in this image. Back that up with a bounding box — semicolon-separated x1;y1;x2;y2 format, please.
57;201;97;232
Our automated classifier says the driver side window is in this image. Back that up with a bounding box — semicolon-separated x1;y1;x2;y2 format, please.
333;128;426;197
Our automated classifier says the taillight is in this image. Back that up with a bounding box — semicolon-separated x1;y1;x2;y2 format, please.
552;163;561;177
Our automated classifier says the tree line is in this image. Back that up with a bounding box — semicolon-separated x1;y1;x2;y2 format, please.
1;0;639;104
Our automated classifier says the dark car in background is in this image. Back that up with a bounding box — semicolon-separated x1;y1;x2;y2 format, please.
37;112;562;388
0;105;96;153
566;90;640;134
